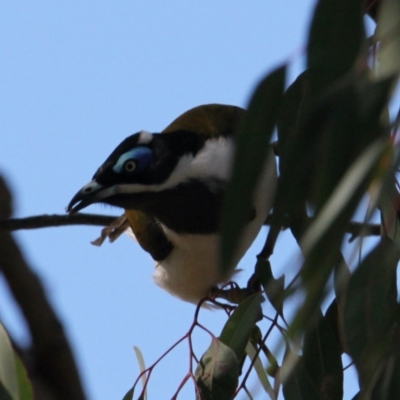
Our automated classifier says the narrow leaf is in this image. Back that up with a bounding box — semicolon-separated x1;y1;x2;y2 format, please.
0;323;19;400
290;77;394;335
282;355;320;400
195;339;239;400
274;71;311;233
375;0;400;79
344;238;400;392
378;170;400;248
0;382;13;400
133;346;147;400
220;65;285;274
14;355;33;400
292;137;386;337
255;259;284;317
122;387;134;400
301;139;387;254
276;71;310;157
307;0;364;94
303;309;343;400
219;293;262;361
245;342;275;400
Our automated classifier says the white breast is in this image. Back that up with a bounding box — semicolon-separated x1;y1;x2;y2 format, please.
123;137;277;303
152;143;277;303
152;229;222;303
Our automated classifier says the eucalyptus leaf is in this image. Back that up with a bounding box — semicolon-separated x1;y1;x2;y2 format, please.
307;0;364;94
274;71;311;236
303;309;343;400
255;259;284;317
291;139;388;335
375;0;400;79
344;237;400;395
245;342;275;399
276;71;310;158
133;346;147;400
282;355;320;400
220;65;285;274
122;388;135;400
306;76;392;214
122;387;134;400
195;339;239;400
0;323;18;400
301;139;387;254
14;355;33;400
0;382;13;400
378;171;400;248
324;299;341;351
219;293;262;361
290;74;394;334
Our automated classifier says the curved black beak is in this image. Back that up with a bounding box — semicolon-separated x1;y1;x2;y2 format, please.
66;180;105;213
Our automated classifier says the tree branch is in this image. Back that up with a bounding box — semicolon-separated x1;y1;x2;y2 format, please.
0;213;117;231
0;176;86;400
0;212;381;241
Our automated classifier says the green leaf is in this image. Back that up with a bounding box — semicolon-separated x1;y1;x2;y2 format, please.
0;382;13;400
133;346;147;400
303;309;343;400
220;65;285;274
293;77;393;333
195;339;239;400
0;324;18;400
372;357;400;399
282;355;320;400
122;387;134;400
324;299;341;351
307;0;365;94
276;71;310;157
14;355;33;400
122;347;147;400
276;72;392;239
245;342;275;399
375;0;400;79
378;169;400;248
344;238;400;393
274;71;311;235
291;139;388;335
301;139;387;254
219;293;262;361
307;77;392;214
255;259;284;317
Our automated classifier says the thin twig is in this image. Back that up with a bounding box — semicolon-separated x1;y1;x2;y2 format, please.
0;213;381;240
0;213;117;231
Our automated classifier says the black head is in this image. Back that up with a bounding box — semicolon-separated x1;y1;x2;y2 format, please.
67;129;206;213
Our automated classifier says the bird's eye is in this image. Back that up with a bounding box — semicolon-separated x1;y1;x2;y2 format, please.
124;160;136;172
113;146;154;174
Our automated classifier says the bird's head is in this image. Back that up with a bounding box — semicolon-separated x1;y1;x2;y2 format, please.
66;129;206;213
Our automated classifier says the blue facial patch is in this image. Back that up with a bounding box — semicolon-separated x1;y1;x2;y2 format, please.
113;146;154;173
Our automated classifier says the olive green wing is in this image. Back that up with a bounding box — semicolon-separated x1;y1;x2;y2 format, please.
162;104;245;138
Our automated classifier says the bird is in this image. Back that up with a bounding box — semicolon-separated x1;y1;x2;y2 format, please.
67;104;277;304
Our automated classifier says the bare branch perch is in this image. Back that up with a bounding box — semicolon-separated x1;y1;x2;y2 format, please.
0;212;381;241
0;213;117;231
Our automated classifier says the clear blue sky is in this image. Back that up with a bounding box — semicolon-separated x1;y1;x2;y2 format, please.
0;2;360;399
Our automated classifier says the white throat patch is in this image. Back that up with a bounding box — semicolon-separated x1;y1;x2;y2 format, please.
117;136;234;194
